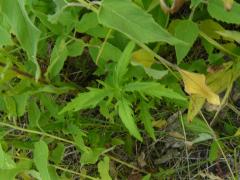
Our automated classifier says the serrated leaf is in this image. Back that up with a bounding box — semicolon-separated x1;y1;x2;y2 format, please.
98;157;111;180
34;140;51;180
60;88;110;113
118;98;142;141
0;0;41;79
175;20;199;64
139;101;155;140
179;69;220;105
98;0;184;45
208;0;240;24
132;49;155;68
124;81;186;100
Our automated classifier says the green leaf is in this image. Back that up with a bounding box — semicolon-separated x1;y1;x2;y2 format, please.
139;101;155;140
80;148;104;165
50;143;65;164
208;0;240;24
98;157;111;180
67;39;85;57
0;144;16;169
183;117;212;135
114;41;135;84
46;36;68;79
199;19;225;40
0;25;12;47
118;98;142;141
34;140;51;180
0;160;32;179
60;88;111;113
175;20;199;64
0;0;41;79
76;12;99;33
124;82;186;100
98;0;183;45
28;100;41;128
208;141;220;163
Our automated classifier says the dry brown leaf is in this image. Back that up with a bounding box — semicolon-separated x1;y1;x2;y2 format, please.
179;69;220;105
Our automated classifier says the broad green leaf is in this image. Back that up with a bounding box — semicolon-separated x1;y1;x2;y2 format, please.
98;0;184;45
198;19;225;40
0;0;41;79
144;68;168;80
80;148;104;165
139;101;155;140
76;12;99;33
50;143;65;164
46;36;68;79
0;160;32;179
114;41;135;84
0;26;12;47
118;98;142;141
34;140;51;180
124;81;186;100
0;144;16;169
208;0;240;24
175;20;199;64
98;157;111;180
67;39;85;57
60;88;111;113
132;49;155;68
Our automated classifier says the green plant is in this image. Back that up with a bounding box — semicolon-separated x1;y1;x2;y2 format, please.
0;0;240;179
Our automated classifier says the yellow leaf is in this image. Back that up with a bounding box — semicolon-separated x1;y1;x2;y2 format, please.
223;0;234;11
152;119;167;129
187;95;205;122
234;128;240;136
179;69;220;105
132;49;155;68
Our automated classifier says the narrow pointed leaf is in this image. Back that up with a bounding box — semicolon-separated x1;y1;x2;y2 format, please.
118;98;142;141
